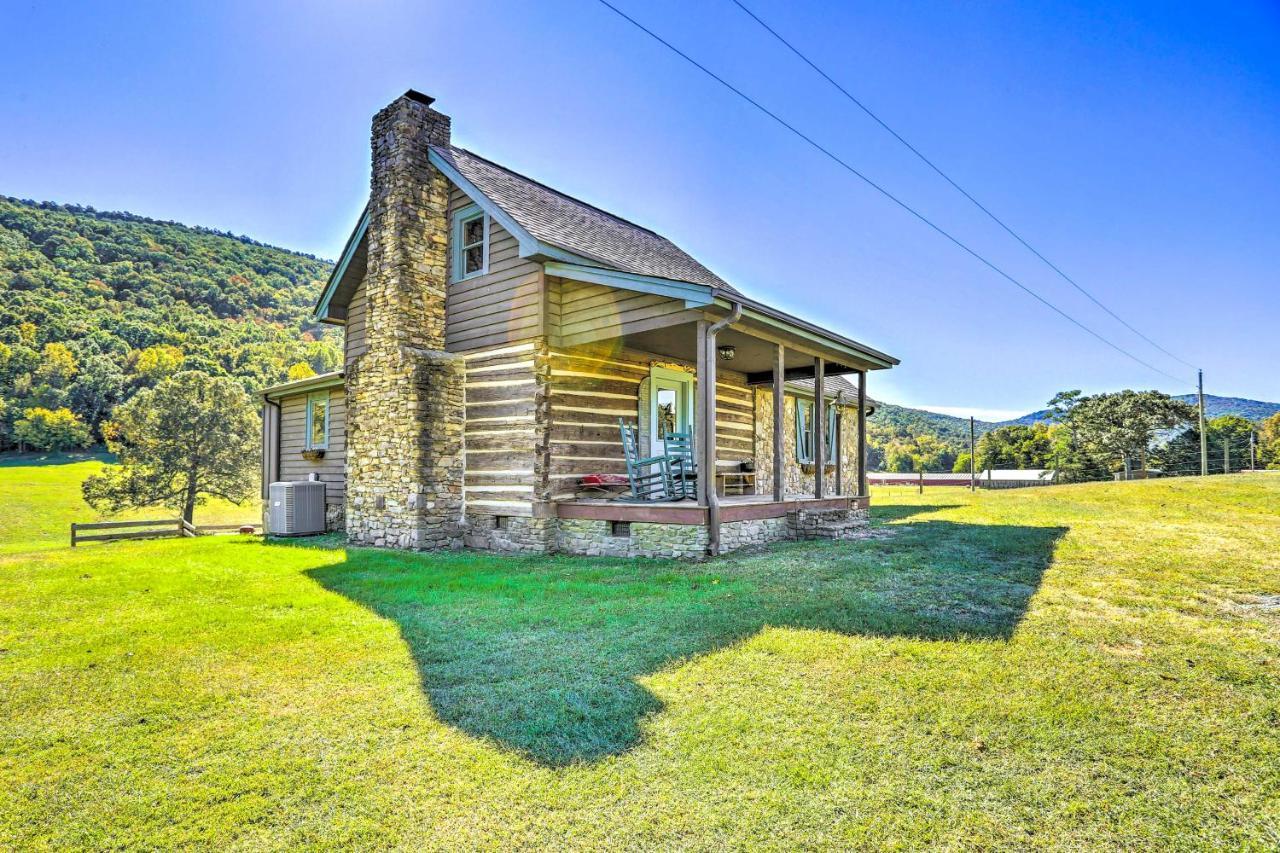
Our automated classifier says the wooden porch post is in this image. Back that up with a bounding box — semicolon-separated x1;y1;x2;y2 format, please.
698;319;722;554
772;343;785;502
814;357;825;499
834;401;843;496
695;320;710;509
857;369;868;496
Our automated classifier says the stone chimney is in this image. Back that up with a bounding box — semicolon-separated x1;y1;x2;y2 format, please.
345;90;465;549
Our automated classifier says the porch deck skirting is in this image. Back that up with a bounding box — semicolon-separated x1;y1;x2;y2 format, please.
460;495;871;558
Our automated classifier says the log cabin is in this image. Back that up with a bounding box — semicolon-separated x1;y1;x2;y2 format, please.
261;90;898;557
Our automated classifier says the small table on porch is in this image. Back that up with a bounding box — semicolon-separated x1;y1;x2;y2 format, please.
715;471;756;497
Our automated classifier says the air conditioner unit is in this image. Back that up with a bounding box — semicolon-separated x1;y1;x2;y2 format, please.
268;481;327;536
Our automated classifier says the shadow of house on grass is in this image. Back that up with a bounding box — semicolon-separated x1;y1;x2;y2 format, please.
303;518;1066;766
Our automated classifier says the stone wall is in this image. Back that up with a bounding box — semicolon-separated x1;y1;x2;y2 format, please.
753;390;861;497
345;91;467;550
463;514;557;554
789;507;870;540
553;512;854;559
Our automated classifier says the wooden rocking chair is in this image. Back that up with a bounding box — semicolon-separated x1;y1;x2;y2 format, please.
663;430;697;500
618;419;675;502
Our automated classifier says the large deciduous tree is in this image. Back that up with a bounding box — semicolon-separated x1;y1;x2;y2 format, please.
1056;390;1196;476
974;424;1054;471
14;406;90;451
82;371;259;523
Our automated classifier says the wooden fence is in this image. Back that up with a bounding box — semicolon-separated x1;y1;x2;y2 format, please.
70;518;260;547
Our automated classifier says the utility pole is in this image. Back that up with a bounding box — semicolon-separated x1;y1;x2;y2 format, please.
1251;431;1257;471
1198;369;1208;476
969;416;976;492
1224;436;1230;476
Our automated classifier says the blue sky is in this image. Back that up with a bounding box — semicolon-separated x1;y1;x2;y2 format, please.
4;0;1277;418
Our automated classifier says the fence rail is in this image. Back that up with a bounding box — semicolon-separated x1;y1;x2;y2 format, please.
70;518;260;547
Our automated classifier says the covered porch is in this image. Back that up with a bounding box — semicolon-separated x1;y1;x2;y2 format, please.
544;264;896;554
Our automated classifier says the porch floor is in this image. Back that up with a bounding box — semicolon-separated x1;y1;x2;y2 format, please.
556;493;869;525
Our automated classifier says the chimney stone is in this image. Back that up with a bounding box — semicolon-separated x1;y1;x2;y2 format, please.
345;91;465;550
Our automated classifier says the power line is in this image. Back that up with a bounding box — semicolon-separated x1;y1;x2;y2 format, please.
728;0;1199;374
591;0;1196;391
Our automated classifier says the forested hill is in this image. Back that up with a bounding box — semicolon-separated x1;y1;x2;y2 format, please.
1004;394;1280;427
0;196;338;445
869;400;994;445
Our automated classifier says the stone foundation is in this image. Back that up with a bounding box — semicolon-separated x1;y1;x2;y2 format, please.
325;503;345;533
789;507;870;540
464;515;557;554
550;509;866;559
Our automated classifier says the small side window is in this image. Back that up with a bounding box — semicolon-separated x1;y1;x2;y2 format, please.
795;397;836;464
453;204;487;280
305;391;329;450
796;398;814;463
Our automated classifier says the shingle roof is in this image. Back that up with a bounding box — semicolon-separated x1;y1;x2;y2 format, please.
435;145;734;292
790;375;859;396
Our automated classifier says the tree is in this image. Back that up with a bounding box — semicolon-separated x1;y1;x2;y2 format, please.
35;342;78;387
286;361;316;381
884;433;949;473
82;371;259;523
1207;415;1255;472
14;406;90;451
1259;412;1280;470
131;344;184;384
952;452;973;474
975;424;1054;471
1057;390;1195;476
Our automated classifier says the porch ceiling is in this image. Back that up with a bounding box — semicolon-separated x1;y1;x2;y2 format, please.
620;322;860;381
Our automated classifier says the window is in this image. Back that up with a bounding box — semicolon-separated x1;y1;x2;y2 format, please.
610;520;631;538
453;204;487;280
795;397;836;464
305;391;329;450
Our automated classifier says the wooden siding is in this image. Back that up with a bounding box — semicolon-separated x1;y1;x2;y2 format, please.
462;341;546;517
446;186;545;352
546;342;754;501
548;276;700;347
344;276;368;370
278;388;346;509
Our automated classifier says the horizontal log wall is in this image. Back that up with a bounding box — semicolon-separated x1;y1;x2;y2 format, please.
462;340;548;517
546;342;754;501
445;186;545;352
548;276;698;346
278;388;346;510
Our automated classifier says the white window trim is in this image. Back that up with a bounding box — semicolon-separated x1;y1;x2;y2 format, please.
305;390;330;451
452;203;489;281
648;365;695;456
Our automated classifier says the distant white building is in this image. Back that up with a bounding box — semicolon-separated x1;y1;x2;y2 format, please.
977;469;1057;488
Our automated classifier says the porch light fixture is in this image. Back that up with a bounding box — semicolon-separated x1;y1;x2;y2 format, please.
717;345;736;361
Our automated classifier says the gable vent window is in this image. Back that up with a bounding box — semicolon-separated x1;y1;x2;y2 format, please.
453;204;488;280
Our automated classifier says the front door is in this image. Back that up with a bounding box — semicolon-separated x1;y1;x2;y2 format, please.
650;370;693;456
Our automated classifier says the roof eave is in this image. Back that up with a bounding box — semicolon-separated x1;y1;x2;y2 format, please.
711;291;900;370
262;371;346;401
313;208;370;324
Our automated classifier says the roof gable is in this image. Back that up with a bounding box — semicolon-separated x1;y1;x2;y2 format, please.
434;145;734;292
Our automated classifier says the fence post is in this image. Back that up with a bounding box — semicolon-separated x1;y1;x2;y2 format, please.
70;523;77;548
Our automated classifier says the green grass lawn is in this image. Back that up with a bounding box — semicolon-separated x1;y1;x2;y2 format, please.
1;474;1278;848
0;451;258;554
